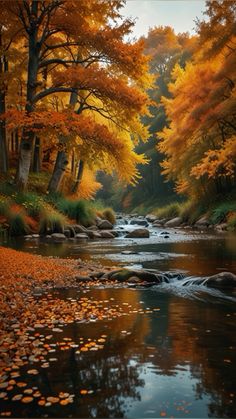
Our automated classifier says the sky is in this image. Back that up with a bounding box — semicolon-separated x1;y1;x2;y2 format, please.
121;0;206;38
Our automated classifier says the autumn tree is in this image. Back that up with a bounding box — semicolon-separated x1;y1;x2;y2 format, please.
157;0;236;200
0;0;151;193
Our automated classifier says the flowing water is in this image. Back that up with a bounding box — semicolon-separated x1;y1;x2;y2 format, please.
1;219;236;418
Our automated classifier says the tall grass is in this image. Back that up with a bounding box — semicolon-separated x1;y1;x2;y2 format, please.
39;206;67;234
55;198;95;227
9;213;29;236
101;208;116;224
154;202;181;219
209;201;236;225
14;192;44;218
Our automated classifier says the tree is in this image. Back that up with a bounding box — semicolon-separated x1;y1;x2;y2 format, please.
1;0;151;192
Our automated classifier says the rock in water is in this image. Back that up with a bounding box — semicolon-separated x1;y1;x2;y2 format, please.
98;220;114;230
205;272;236;289
165;217;182;227
125;228;150;238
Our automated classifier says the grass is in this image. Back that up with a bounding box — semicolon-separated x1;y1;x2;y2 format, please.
14;192;44;218
0;195;11;217
9;213;29;236
39;205;67;234
209;201;236;225
154;202;182;219
55;198;95;227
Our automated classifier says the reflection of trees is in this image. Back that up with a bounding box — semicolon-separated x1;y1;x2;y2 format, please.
167;298;236;418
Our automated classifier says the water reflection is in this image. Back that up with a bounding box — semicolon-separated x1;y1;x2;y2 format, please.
2;288;235;418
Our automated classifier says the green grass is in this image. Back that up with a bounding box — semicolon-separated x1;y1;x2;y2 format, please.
9;213;29;236
154;202;182;219
101;208;116;225
14;192;44;218
39;206;67;234
55;198;95;227
209;201;236;225
0;195;11;217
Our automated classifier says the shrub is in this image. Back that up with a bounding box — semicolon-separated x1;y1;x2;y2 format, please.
56;198;95;227
0;195;10;217
14;192;44;218
154;202;181;219
227;213;236;231
9;213;29;236
101;208;116;225
210;201;236;225
39;206;66;234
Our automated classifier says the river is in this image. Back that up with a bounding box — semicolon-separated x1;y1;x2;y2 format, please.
1;219;236;418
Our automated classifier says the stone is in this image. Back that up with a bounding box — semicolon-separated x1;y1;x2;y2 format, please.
146;214;157;223
195;215;210;227
153;219;166;227
165;217;182;227
63;229;71;238
65;225;76;237
130;219;149;227
159;231;169;235
72;224;87;234
214;223;227;231
32;234;40;238
87;225;98;231
89;231;102;239
97;220;113;230
51;233;66;241
205;272;236;290
75;233;89;240
125;228;150;238
100;231;115;239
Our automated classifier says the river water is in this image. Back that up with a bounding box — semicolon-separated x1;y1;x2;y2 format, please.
1;220;236;418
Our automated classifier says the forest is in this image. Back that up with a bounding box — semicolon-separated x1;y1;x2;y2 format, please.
0;2;236;419
0;0;235;234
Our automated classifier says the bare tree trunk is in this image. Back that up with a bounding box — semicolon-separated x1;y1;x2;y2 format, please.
0;91;8;173
15;0;39;190
71;150;75;175
0;35;8;173
47;150;69;193
32;136;41;172
72;160;84;193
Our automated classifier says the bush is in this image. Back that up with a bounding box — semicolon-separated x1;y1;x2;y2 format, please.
14;192;44;218
56;198;95;227
9;213;29;236
39;206;66;234
0;195;10;217
154;202;181;219
210;201;236;225
101;208;116;225
227;213;236;231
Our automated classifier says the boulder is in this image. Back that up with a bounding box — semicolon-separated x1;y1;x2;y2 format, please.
125;228;150;238
89;231;102;239
64;229;71;238
153;219;166;227
75;233;89;240
146;214;157;223
195;215;210;228
87;225;98;231
72;224;87;234
165;217;182;227
100;231;115;239
98;220;113;230
65;225;76;237
205;272;236;290
130;219;148;227
51;233;66;241
214;223;227;231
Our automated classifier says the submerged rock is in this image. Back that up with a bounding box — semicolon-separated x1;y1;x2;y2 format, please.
125;228;150;238
51;233;66;242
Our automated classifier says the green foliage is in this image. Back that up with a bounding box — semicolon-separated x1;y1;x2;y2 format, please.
209;202;236;225
14;192;44;217
227;214;236;231
9;213;29;236
101;208;116;225
179;201;207;224
0;195;10;217
154;202;182;219
39;207;66;234
55;198;95;227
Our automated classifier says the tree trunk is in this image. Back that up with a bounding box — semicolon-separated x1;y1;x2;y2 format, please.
15;130;19;152
47;150;69;193
0;91;8;173
32;136;41;172
47;86;79;193
15;0;39;190
72;160;84;193
0;34;8;173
